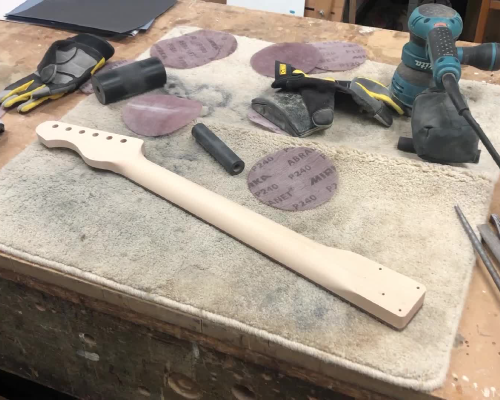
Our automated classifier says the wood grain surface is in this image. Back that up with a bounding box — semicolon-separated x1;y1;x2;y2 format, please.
0;1;499;398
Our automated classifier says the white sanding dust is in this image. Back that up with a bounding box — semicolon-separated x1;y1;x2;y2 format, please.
0;27;498;393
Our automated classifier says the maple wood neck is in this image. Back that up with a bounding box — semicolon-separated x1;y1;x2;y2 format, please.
119;155;326;269
36;121;426;329
118;156;425;329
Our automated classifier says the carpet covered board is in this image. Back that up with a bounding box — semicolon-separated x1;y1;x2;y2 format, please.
0;27;498;391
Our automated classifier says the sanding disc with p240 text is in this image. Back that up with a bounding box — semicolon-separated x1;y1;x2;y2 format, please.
247;147;338;211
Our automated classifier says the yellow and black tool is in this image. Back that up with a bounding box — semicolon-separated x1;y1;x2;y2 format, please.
0;34;114;113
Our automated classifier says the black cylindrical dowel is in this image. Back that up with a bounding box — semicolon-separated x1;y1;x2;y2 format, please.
192;123;245;176
397;136;415;154
92;57;167;105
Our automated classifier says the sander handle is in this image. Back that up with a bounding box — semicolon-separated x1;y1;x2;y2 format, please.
427;26;461;88
458;43;500;71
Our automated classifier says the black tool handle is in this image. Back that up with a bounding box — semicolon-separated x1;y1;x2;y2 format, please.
91;57;167;105
459;43;500;71
192;123;245;176
427;27;459;65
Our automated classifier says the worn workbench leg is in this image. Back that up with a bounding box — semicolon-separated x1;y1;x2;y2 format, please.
0;274;365;400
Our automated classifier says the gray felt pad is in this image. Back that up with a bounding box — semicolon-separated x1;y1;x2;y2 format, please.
122;94;202;137
250;43;321;78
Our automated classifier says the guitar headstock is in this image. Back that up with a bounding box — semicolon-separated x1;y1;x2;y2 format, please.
37;121;144;170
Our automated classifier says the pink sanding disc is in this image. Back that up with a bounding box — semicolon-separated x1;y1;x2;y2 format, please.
309;67;329;74
311;41;366;71
80;60;133;94
247;109;286;135
151;30;238;69
122;94;202;137
247;147;338;211
250;43;321;78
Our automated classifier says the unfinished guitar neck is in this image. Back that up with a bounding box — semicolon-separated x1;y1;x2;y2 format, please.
37;121;426;329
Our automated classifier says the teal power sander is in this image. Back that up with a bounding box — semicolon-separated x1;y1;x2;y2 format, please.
390;4;500;167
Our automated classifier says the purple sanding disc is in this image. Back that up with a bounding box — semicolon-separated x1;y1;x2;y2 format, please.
250;43;321;78
122;94;202;137
80;60;133;94
151;30;238;69
248;147;338;211
247;109;286;135
309;67;329;74
311;41;366;71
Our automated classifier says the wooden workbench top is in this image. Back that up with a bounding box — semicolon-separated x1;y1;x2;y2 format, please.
0;1;499;398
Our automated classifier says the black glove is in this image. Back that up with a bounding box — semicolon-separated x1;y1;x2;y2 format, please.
334;77;404;127
273;61;404;127
252;61;404;138
1;34;114;113
271;62;336;130
251;62;336;138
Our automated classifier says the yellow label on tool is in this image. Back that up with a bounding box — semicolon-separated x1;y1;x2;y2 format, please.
279;64;287;75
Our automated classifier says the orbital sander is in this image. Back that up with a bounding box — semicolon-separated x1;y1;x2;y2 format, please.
390;4;500;166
